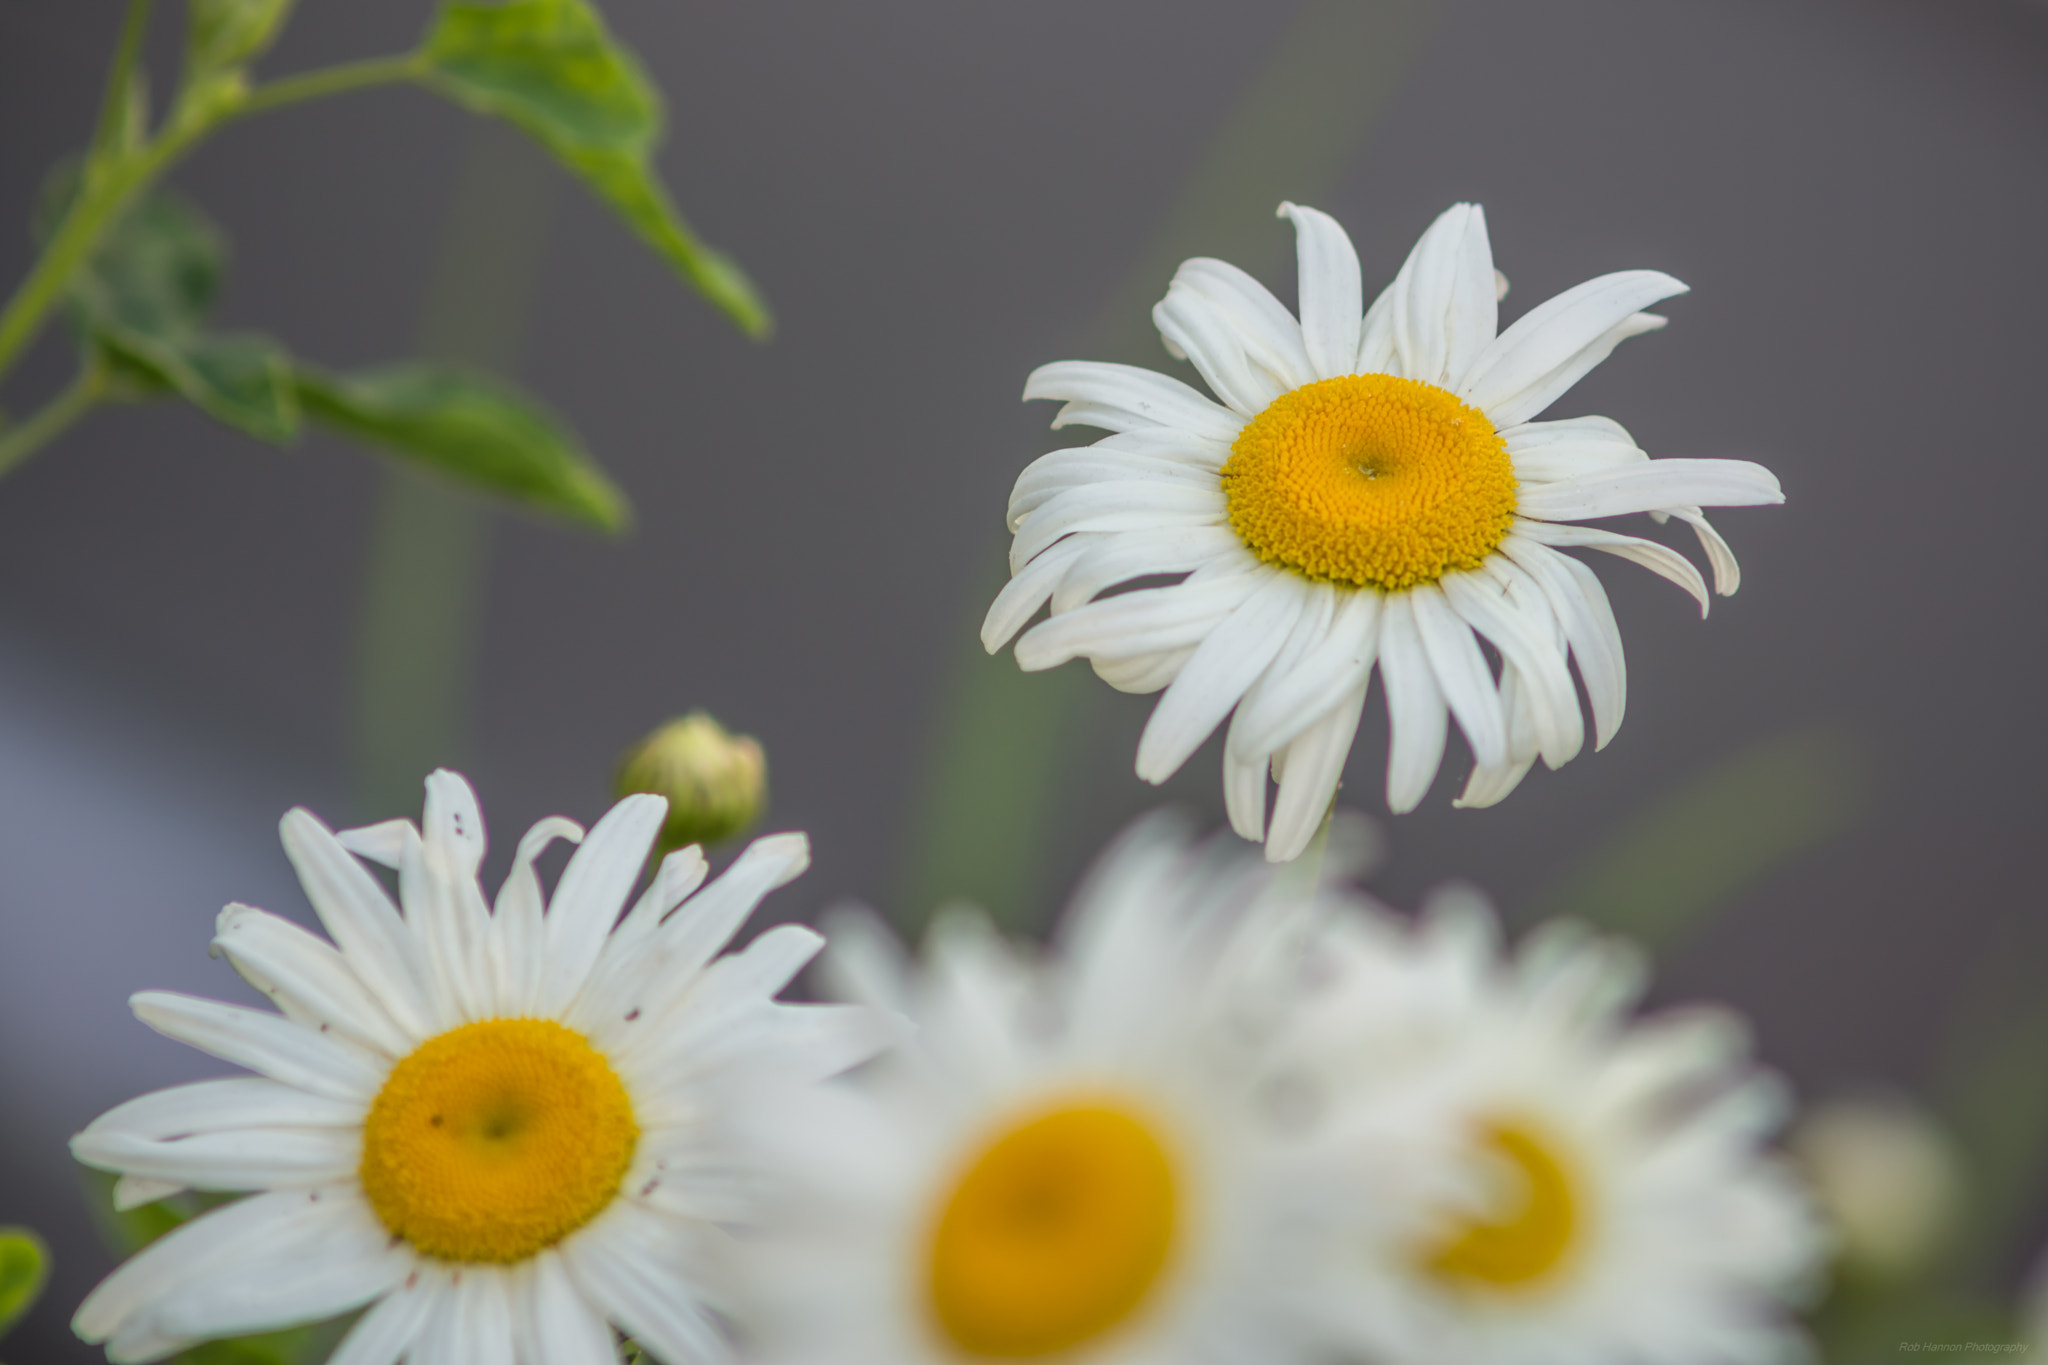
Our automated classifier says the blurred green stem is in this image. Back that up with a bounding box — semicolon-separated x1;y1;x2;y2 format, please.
0;359;105;476
0;10;418;398
90;0;156;163
351;123;558;816
233;54;424;121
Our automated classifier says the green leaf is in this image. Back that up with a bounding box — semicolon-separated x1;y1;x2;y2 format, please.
178;1326;315;1365
0;1229;48;1340
99;329;300;441
67;188;221;337
60;186;301;442
418;0;771;338
297;362;628;531
187;0;297;75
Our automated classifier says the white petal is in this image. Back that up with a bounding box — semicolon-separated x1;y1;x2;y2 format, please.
490;815;584;1018
394;797;493;1027
148;1195;403;1342
1050;525;1241;614
1505;416;1648;483
415;1266;514;1365
1674;507;1743;595
1439;567;1583;768
1089;426;1234;469
1153;279;1286;414
525;1251;619;1365
814;906;911;1014
82;1189;402;1352
1171;256;1315;391
1376;594;1448;813
982;535;1090;652
1408;583;1506;770
1134;571;1305;783
1517;519;1711;616
72;1127;357;1189
279;810;434;1040
1013;566;1262;669
564;1212;727;1365
83;1077;360;1141
1091;646;1194;695
1023;361;1244;443
130;993;383;1101
1454;663;1540;809
1230;587;1381;758
536;795;667;1018
1515;457;1782;522
1387;204;1496;388
1008;482;1225;572
1008;449;1213;527
328;1271;438;1365
333;818;412;868
1266;684;1367;861
577;834;809;1042
1462;268;1686;425
1219;724;1269;842
1466;266;1687;413
421;770;487;875
1500;536;1627;749
1356;273;1397;374
1281;202;1364;380
608;845;712;957
213;905;413;1058
112;1177;185;1211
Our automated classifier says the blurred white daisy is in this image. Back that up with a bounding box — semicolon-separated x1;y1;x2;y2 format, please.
1296;891;1823;1365
71;770;891;1365
733;816;1442;1365
984;202;1784;857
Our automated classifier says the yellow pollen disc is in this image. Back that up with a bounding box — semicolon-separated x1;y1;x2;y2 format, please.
360;1018;638;1264
927;1103;1178;1358
1422;1118;1580;1291
1221;373;1517;590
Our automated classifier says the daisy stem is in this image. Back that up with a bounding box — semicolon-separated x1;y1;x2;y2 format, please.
0;359;106;478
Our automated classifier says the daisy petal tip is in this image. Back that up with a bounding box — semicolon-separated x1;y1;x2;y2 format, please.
744;830;813;880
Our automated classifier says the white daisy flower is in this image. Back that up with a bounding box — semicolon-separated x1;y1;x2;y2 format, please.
732;816;1443;1365
984;202;1785;857
1297;891;1824;1365
70;770;893;1365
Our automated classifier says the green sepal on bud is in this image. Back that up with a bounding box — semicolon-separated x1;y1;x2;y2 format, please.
615;712;768;855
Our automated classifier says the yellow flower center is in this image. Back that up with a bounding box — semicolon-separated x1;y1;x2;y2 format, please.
927;1103;1178;1357
360;1018;638;1263
1221;373;1517;590
1422;1118;1581;1291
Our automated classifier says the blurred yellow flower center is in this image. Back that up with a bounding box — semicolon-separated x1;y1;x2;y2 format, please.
1221;374;1517;590
927;1103;1178;1357
360;1018;638;1264
1423;1118;1580;1291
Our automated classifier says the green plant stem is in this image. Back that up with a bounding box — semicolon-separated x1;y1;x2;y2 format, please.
0;52;423;395
0;362;105;477
90;0;157;163
232;53;425;122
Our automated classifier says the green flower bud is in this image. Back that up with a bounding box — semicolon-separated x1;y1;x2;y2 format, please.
615;712;767;854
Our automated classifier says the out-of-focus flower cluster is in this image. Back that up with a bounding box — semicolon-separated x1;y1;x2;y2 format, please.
67;780;1824;1365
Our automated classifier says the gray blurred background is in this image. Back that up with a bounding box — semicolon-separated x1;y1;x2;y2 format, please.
2;0;2046;1357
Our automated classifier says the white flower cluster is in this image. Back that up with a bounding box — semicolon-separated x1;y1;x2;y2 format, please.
70;781;1819;1365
